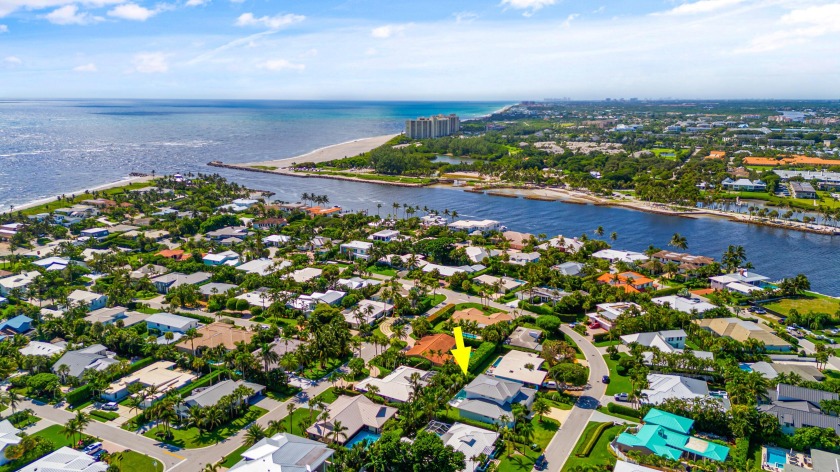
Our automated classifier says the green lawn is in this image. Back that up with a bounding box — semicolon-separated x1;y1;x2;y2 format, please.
603;354;633;396
314;387;340;404
118;450;164;472
0;424;95;472
497;417;561;472
453;302;502;314
19;180;154;216
367;265;398;277
222;442;252;468
143;406;267;448
764;293;840;317
562;422;625;471
301;357;346;380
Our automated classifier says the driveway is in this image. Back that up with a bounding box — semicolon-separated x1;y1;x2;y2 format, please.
536;325;610;471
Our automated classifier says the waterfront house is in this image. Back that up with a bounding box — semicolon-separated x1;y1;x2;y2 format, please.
709;269;771;293
406;334;456;366
355;366;432;403
448;219;501;234
591;249;648;264
229;433;334;472
501;230;534;250
615;409;729;463
538;235;584;253
451;374;536;427
694;317;792;351
774;169;840;191
177;379;265;417
146;312;199;334
339;240;374;260
67;289;108;310
721;178;767;192
306;395;397;445
369;229;400;242
790;181;818;199
651;250;715;274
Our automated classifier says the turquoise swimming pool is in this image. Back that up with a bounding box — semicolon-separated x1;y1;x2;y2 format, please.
766;447;786;469
491;357;503;368
345;430;381;449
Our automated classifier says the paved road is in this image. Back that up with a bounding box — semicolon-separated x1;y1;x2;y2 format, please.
538;325;610;472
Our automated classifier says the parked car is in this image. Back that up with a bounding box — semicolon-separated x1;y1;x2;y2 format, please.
614;392;629;402
534;454;548;471
102;402;119;411
82;442;103;455
92;449;108;460
602;375;610;384
754;307;767;314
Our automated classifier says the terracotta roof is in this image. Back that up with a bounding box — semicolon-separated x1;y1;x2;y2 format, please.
406;334;456;366
307;206;341;215
705;151;726;160
744;155;840;166
156;249;191;261
597;271;653;288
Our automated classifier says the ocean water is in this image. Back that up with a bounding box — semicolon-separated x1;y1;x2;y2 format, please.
0;99;508;209
2;99;840;295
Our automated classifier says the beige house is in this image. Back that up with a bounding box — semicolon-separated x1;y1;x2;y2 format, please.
694;317;792;351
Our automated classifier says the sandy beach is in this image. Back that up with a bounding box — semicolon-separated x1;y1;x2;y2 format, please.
7;174;155;213
243;134;399;168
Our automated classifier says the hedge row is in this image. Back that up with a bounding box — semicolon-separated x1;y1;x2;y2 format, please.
66;384;92;406
427;304;456;323
607;402;641;419
575;422;612;457
468;342;498;373
651;287;682;297
90;410;119;421
173;310;214;324
177;370;222;396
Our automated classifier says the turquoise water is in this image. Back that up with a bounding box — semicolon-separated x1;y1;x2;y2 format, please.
345;430;381;448
463;332;480;340
491;357;503;367
454;388;467;400
766;448;786;468
739;363;753;372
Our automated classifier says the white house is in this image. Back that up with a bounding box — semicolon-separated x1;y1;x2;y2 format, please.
450;375;536;427
592;249;648;264
641;374;716;407
652;295;717;314
146;312;199;333
236;258;290;276
355;366;431;403
448;219;501;233
229;433;334;472
0;420;22;465
340;240;374;260
0;271;40;296
18;447;107;472
262;234;291;246
369;229;400;242
203;250;240;267
439;423;499;472
67;289;108;310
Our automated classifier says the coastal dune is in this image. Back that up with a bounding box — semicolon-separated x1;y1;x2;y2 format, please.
244;134;399;168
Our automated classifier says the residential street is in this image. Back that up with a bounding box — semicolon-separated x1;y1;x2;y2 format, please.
538;325;610;472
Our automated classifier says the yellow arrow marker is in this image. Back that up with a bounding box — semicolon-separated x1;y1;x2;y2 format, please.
451;327;471;374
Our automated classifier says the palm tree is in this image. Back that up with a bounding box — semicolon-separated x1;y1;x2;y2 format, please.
2;390;20;415
62;418;81;448
531;398;550;422
244;424;267;446
74;410;90;444
668;233;688;251
329;420;349;445
259;344;280;372
267;419;285;436
286;402;296;432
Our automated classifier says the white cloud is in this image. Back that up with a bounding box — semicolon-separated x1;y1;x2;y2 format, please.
258;58;305;71
454;11;478;23
0;0;124;18
500;0;556;16
3;55;21;66
738;4;840;53
0;24;7;32
657;0;744;16
562;13;579;27
44;4;101;24
107;3;159;21
371;24;407;39
185;0;208;5
131;52;168;73
73;62;97;71
235;12;304;30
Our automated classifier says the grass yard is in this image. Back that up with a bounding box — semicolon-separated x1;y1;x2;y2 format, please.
143;406;267;448
301;357;346;380
764;293;840;317
562;422;625;471
453;302;502;315
32;424;89;448
314;387;340;404
250;165;278;171
603;354;633;396
367;265;398;277
20;180;154;216
497;416;560;472
222;442;252;468
118;450;164;472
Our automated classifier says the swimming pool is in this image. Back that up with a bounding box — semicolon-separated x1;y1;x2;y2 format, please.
345;430;381;449
491;357;503;368
739;363;753;372
766;447;786;469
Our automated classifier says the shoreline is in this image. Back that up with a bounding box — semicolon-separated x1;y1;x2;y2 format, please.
3;174;156;214
240;134;399;169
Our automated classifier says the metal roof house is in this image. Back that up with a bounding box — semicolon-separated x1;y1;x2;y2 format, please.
615;409;730;463
758;384;840;435
450;374;536;427
228;433;334;472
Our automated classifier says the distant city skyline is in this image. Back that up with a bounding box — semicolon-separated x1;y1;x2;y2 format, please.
1;0;839;99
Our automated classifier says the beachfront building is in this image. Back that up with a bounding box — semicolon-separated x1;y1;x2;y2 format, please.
721;178;767;192
774;169;840;191
405;114;460;139
709;269;771;294
791;181;818;199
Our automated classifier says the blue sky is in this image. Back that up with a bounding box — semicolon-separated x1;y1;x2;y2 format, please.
1;0;839;99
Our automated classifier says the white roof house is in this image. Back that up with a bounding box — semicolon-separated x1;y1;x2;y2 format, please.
33;256;71;271
369;229;400;242
203;250;240;267
0;419;22;464
336;277;381;290
306;395;397;445
356;366;432;403
67;290;108;310
18;447;107;472
262;234;292;246
312;290;345;305
237;258;290;276
641;374;710;405
236;289;274;308
19;341;64;357
285;267;323;283
229;433;335;472
0;271;40;295
592;249;648;264
439;423;499;472
613;460;661;472
448;219;501;233
146;312;200;333
486;349;548;388
507;251;540;265
465;246;501;263
343;299;394;327
652;295;717;314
